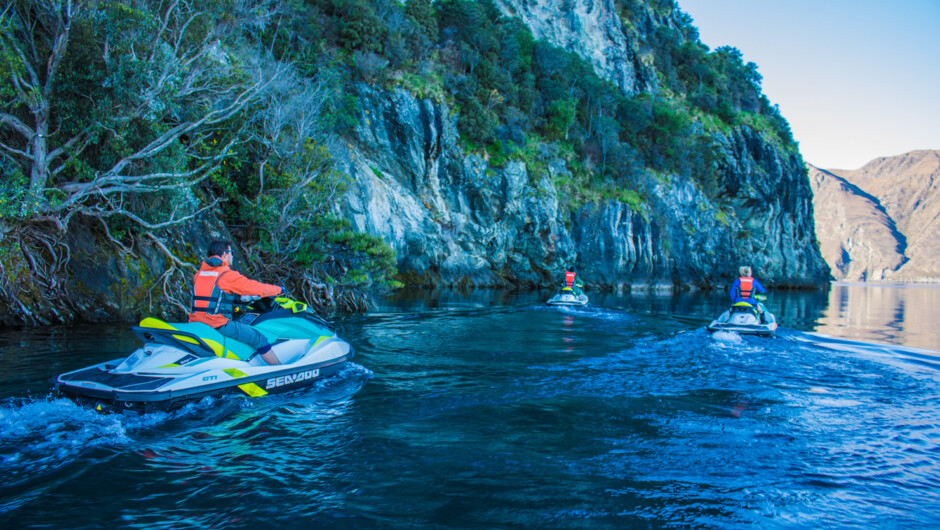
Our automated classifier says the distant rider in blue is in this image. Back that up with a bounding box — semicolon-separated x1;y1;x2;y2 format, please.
730;265;767;321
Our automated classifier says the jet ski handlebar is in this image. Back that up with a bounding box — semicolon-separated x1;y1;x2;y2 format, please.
232;295;333;330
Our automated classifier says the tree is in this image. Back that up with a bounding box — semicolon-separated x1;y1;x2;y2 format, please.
1;0;77;199
546;98;576;140
0;0;284;319
237;68;348;307
592;114;621;177
404;0;437;42
337;0;386;53
0;0;282;229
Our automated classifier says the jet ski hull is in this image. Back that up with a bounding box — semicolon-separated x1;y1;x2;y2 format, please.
54;298;356;413
706;303;777;337
546;292;589;307
56;346;353;413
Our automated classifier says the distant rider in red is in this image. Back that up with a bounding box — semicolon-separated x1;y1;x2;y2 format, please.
562;266;585;297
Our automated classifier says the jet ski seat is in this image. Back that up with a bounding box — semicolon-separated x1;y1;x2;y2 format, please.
132;318;271;361
731;302;764;322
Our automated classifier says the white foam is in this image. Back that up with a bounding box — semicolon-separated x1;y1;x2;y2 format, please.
711;331;744;344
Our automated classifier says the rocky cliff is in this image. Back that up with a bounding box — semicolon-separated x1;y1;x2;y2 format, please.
492;0;655;95
333;0;829;291
335;83;827;291
0;218;225;326
811;150;940;282
0;0;831;327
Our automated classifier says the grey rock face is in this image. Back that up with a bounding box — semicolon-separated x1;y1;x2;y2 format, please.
336;86;572;287
492;0;655;95
709;129;829;286
336;84;829;291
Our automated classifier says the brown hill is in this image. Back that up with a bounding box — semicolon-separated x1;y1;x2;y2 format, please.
810;150;940;282
808;166;905;280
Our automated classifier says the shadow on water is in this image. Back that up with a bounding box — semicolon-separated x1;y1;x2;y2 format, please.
379;285;835;332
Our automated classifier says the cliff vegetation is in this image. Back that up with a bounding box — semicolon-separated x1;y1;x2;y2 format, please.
0;0;828;325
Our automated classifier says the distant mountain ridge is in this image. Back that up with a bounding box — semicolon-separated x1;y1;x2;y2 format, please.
809;150;940;282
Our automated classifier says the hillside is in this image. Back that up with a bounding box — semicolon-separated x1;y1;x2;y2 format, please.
332;0;829;290
0;0;829;325
810;150;940;282
808;166;905;280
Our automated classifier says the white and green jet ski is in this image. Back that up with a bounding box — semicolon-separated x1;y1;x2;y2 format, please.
706;300;778;338
546;288;589;307
55;297;354;413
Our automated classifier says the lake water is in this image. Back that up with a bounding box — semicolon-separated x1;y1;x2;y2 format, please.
1;283;939;528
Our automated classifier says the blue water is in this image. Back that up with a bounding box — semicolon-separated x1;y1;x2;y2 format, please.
1;287;939;528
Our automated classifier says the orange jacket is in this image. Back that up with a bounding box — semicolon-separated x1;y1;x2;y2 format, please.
188;256;282;328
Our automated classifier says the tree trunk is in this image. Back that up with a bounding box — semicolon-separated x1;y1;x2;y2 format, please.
29;107;51;194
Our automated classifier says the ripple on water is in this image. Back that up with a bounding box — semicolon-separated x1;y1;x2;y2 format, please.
2;300;940;527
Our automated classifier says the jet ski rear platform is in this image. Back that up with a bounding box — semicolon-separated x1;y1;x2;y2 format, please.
546;289;589;307
706;302;778;337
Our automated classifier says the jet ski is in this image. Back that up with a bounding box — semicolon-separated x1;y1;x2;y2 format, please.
55;296;354;413
706;299;777;337
546;288;589;307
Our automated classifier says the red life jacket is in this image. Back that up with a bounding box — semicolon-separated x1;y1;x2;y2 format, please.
565;271;576;288
738;276;754;299
191;266;236;320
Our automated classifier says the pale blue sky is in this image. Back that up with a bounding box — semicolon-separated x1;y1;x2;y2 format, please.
678;0;940;170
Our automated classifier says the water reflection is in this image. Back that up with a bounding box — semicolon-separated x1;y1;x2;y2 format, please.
0;324;136;398
381;283;940;352
812;283;940;351
2;284;940;527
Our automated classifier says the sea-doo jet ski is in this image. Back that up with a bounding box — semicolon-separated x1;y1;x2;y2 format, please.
55;296;354;412
706;300;777;337
546;288;589;307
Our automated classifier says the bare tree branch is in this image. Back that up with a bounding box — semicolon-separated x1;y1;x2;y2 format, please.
1;0;286;231
0;112;33;139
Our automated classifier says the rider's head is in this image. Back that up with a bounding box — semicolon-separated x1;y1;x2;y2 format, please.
739;265;752;277
208;240;234;265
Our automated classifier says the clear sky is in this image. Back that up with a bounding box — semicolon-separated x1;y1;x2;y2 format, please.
677;0;940;170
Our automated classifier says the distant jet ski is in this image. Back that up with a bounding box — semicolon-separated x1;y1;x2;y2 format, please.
707;301;777;337
55;297;354;413
546;288;589;307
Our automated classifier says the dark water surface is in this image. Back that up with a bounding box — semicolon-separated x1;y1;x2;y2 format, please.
2;286;939;528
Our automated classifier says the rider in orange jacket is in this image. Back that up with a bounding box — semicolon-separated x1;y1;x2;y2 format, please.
189;240;283;364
